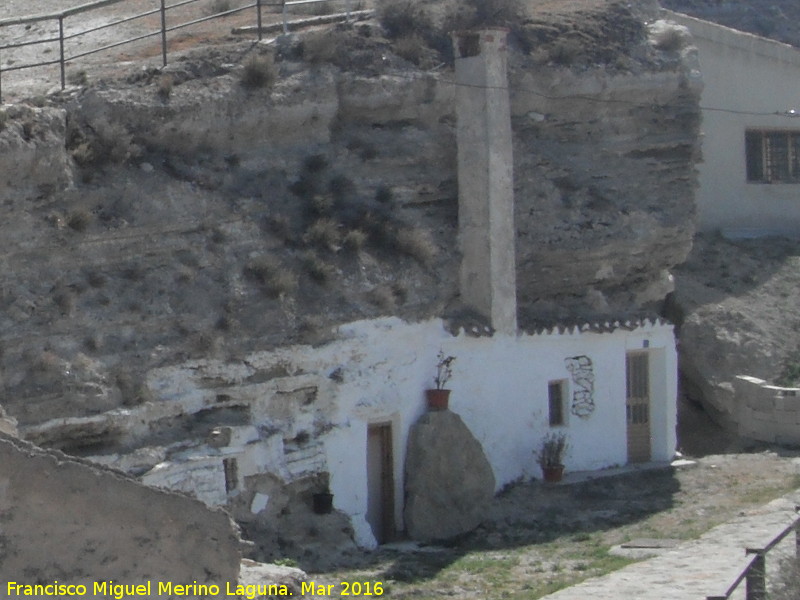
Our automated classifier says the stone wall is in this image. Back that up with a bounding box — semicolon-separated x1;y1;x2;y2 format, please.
734;375;800;444
0;433;241;597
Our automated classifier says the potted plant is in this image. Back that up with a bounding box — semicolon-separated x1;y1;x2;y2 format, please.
537;432;568;483
425;350;456;411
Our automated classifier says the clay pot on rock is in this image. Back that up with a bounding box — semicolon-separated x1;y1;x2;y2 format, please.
425;389;451;411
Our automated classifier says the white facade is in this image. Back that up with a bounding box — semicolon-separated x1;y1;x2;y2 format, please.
667;11;800;237
136;316;677;547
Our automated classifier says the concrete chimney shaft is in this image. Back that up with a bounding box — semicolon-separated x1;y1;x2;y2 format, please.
454;29;517;335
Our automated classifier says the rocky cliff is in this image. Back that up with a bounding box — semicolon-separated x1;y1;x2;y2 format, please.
0;1;701;439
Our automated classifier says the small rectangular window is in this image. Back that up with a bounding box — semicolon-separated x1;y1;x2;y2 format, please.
548;381;566;427
223;458;238;493
746;130;800;183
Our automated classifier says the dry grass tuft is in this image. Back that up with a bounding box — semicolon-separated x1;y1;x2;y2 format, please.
244;255;297;298
241;54;277;89
395;227;436;265
304;218;341;251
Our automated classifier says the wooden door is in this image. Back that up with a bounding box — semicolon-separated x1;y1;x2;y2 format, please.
366;424;395;544
626;352;651;463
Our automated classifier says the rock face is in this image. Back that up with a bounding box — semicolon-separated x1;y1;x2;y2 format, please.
404;410;495;542
0;105;72;201
670;234;800;430
0;433;241;592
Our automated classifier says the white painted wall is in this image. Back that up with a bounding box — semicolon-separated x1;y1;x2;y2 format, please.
138;316;676;548
666;11;800;236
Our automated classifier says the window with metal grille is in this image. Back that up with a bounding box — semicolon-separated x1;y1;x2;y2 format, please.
548;380;566;427
746;130;800;183
223;457;238;493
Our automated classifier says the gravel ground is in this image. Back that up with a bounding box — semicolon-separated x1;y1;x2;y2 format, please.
308;450;800;599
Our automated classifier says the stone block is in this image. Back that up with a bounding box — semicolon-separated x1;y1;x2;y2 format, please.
404;410;495;542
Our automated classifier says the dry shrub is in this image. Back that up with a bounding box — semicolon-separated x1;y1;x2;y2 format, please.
245;255;297;298
157;74;173;100
304;218;341;251
69;118;140;167
241;54;277;89
392;33;429;66
367;285;396;311
395;227;436;265
343;228;367;252
302;30;343;64
303;250;335;284
67;208;92;232
376;0;426;39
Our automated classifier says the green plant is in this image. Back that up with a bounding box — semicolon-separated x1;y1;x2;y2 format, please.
537;432;568;468
433;350;455;390
241;54;277;89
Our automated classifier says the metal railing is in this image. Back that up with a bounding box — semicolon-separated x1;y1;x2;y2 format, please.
706;510;800;600
0;0;357;101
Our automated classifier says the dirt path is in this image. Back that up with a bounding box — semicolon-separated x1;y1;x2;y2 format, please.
308;451;800;599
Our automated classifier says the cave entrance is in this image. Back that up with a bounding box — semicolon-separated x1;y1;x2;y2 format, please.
366;422;395;544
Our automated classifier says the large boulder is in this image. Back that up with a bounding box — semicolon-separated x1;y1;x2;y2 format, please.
404;410;495;542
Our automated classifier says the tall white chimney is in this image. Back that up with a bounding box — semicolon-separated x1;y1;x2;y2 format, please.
454;29;517;335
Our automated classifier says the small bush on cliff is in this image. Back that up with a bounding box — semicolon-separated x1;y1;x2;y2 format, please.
241;54;277;89
244;255;297;298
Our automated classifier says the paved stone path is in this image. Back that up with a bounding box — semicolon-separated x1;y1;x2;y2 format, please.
540;495;800;600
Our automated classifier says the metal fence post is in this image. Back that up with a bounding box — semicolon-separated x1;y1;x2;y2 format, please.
282;0;288;34
59;16;66;90
160;0;168;67
745;551;766;600
346;0;351;23
256;0;263;40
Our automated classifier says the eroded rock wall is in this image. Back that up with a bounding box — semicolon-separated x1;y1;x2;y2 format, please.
0;433;241;595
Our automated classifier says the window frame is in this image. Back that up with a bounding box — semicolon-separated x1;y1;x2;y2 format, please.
745;129;800;184
547;379;568;428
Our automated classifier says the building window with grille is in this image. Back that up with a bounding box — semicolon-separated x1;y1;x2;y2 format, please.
548;380;567;427
745;130;800;183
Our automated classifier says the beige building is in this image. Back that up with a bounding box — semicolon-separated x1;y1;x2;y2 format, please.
667;11;800;238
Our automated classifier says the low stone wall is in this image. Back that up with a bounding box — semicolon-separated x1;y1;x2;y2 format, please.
735;375;800;444
0;433;241;598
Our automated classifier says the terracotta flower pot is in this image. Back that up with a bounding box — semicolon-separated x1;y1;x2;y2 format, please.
425;389;450;411
541;465;564;483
